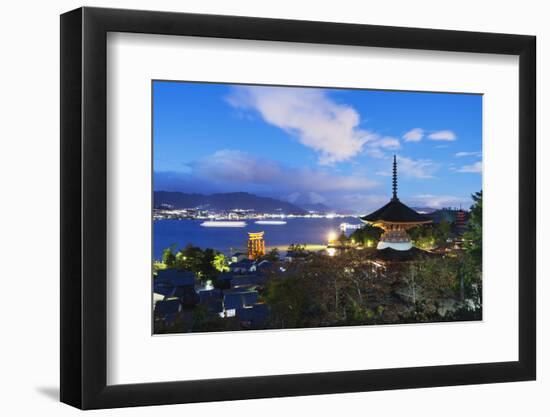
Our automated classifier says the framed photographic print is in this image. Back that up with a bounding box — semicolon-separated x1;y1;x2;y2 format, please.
60;6;536;409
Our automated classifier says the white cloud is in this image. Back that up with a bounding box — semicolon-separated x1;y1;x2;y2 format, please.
428;130;457;141
396;156;440;179
403;128;424;142
375;136;401;149
188;149;379;192
365;147;385;159
227;86;377;165
406;194;471;209
456;161;482;173
455;151;482;157
363;135;400;159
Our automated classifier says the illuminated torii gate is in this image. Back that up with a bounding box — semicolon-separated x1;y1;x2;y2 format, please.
247;232;266;259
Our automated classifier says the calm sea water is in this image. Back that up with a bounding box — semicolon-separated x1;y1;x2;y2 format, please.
153;217;363;259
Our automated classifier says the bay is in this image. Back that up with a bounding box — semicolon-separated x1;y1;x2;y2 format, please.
153;217;363;259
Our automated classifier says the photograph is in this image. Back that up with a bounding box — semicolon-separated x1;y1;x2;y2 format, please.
152;81;483;334
1;0;542;413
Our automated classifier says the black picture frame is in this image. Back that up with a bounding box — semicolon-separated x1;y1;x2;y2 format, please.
60;6;536;410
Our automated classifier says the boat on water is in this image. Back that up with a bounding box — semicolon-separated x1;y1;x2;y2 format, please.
254;220;287;225
200;221;247;228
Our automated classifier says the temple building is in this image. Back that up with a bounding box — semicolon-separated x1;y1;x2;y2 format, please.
247;232;266;260
361;155;432;256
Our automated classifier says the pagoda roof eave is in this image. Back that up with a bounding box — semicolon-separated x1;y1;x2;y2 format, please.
360;199;432;224
361;219;433;226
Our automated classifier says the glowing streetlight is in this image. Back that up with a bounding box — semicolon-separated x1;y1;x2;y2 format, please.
327;231;337;243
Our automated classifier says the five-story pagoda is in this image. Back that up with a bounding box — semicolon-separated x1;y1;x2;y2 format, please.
361;155;432;251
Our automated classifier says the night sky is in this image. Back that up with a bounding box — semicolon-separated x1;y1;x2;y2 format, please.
153;81;482;212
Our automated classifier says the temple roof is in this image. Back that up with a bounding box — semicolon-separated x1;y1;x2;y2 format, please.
361;199;431;224
361;155;431;225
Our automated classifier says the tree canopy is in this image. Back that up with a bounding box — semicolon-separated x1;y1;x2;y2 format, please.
157;244;229;282
350;224;383;247
464;190;482;266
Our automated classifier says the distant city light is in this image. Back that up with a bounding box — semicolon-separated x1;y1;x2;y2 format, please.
327;231;337;243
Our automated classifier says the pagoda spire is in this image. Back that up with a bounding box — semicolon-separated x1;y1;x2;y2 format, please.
392;155;398;201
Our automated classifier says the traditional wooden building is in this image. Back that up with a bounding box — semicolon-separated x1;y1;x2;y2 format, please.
361;155;432;252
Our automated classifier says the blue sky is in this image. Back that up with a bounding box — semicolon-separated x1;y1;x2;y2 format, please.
153;81;482;212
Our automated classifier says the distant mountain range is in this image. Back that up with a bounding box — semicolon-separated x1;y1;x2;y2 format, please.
154;191;309;214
